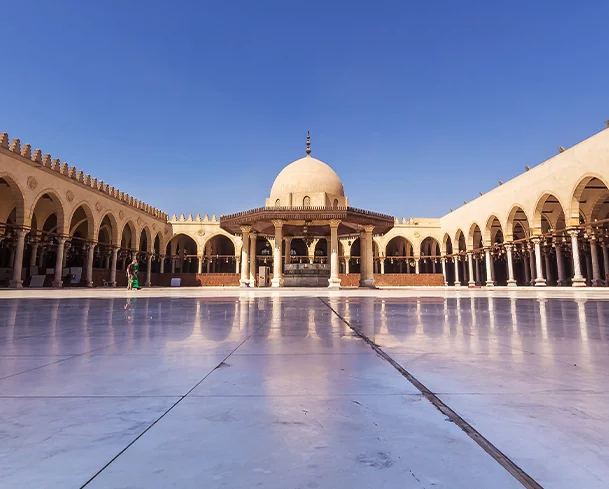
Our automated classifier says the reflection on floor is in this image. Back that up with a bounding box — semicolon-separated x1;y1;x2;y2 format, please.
0;293;608;488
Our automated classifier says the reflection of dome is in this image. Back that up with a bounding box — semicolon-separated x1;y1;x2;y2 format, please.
269;155;345;201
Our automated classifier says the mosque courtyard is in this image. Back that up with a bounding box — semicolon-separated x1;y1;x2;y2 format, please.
0;287;607;489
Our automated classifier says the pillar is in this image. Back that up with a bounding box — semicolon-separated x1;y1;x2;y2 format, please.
380;258;385;274
52;237;67;287
484;248;494;287
523;246;531;285
543;244;552;285
284;238;292;265
9;229;27;288
585;244;593;285
146;254;153;287
235;256;240;274
475;254;481;285
86;242;96;287
602;241;609;285
344;256;350;275
453;255;461;287
415;258;420;274
359;231;367;286
569;230;586;287
531;238;546;287
38;249;45;268
505;243;517;287
328;219;341;288
272;220;284;287
249;232;257;285
110;247;119;286
197;256;203;274
590;235;602;286
159;254;165;275
441;257;447;285
29;241;39;267
171;257;176;274
528;242;536;285
467;252;475;286
240;225;251;287
555;243;566;286
363;225;375;287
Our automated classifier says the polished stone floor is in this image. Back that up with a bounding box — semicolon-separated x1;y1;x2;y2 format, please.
1;290;608;488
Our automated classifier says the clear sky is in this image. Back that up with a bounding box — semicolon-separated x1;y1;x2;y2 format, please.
1;1;608;219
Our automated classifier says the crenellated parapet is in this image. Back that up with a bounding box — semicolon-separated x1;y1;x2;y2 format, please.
170;213;219;224
0;131;168;221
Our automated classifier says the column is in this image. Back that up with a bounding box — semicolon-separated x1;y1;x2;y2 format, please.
328;219;341;288
467;252;475;286
484;248;494;287
103;252;110;270
441;257;448;285
359;231;367;286
146;254;153;287
9;229;27;288
531;238;546;287
344;256;350;275
240;225;251;287
29;241;39;267
52;237;67;287
86;242;96;287
453;256;461;287
110;247;119;286
543;244;552;285
363;225;375;287
284;238;292;265
159;254;165;274
235;256;240;274
585;244;593;285
272;220;284;287
523;246;531;285
415;258;420;274
555;243;566;286
38;248;45;268
505;243;516;286
569;230;586;287
602;241;609;285
528;242;536;285
249;232;257;285
475;254;481;285
590;235;602;286
171;257;176;273
380;258;385;274
197;256;203;274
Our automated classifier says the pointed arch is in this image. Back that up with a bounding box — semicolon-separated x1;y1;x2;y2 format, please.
485;215;503;245
506;205;530;240
533;192;566;234
31;189;66;236
68;202;96;241
120;220;138;250
0;173;26;227
570;174;609;226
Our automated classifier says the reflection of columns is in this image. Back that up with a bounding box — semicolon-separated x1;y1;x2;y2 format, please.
146;254;153;286
467;252;475;287
363;225;375;287
9;229;27;288
555;243;566;286
86;242;96;287
441;258;447;285
240;225;251;287
589;235;602;286
272;220;284;287
505;243;516;286
484;248;494;287
249;232;257;285
453;256;461;286
328;219;341;288
110;247;119;286
532;238;546;287
569;230;586;287
53;237;67;287
29;241;39;267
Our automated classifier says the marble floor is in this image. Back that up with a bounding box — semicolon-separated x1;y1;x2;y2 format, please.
0;290;608;488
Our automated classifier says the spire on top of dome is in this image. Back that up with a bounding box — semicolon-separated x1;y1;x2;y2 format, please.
305;130;311;156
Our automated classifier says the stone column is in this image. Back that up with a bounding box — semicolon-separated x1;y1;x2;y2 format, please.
569;230;586;287
441;258;448;285
38;249;45;268
53;237;67;288
249;232;257;285
110;247;119;286
363;225;375;287
475;254;481;285
62;242;69;268
543;244;552;285
284;238;292;265
467;252;475;286
272;220;284;287
415;258;420;274
528;242;536;285
86;242;96;287
590;235;602;286
505;243;516;286
484;248;494;287
344;256;350;275
197;256;203;274
328;219;341;288
29;241;39;268
240;225;251;287
380;259;385;274
531;238;546;287
359;231;367;286
555;243;566;286
235;256;240;274
453;256;461;287
9;229;27;288
146;254;153;286
602;241;609;285
523;247;531;285
171;257;176;274
159;254;165;275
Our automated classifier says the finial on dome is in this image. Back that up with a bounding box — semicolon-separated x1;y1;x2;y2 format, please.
305;130;311;155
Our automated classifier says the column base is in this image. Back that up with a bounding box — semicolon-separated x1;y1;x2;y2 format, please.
556;280;567;286
572;277;586;287
592;279;603;287
271;278;282;288
454;283;461;287
52;281;63;288
111;282;117;287
239;279;250;287
507;280;517;287
328;277;341;288
8;280;23;288
87;281;94;288
534;278;547;287
360;278;375;288
468;280;475;287
145;281;151;287
485;281;495;287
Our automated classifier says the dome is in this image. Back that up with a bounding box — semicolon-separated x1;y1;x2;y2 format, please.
269;155;345;201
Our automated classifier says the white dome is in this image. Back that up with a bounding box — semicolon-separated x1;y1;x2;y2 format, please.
269;155;345;201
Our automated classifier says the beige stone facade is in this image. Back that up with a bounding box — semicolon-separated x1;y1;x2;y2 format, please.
2;125;609;288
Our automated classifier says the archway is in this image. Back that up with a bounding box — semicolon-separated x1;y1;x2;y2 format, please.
204;234;236;273
384;236;413;274
420;237;441;273
96;213;117;270
314;239;327;264
31;191;66;271
166;234;198;273
289;238;309;264
534;193;567;285
0;176;26;280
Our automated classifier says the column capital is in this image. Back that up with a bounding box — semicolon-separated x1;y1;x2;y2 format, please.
530;236;542;244
567;229;580;238
15;228;28;238
272;219;284;229
329;219;341;229
504;242;513;251
363;225;375;233
240;225;252;234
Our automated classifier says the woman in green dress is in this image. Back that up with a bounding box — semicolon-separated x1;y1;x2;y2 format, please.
127;257;140;290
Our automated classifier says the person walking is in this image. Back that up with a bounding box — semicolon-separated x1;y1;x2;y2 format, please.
126;257;140;290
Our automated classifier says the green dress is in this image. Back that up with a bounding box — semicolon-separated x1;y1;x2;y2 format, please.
132;262;140;289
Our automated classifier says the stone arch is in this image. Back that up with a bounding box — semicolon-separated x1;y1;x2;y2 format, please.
68;201;96;241
467;223;483;250
484;215;503;245
385;235;414;257
569;174;609;226
533;192;567;235
303;196;311;207
455;229;466;252
153;231;163;254
139;226;152;253
0;173;26;227
420;237;441;257
30;189;66;236
201;230;238;256
167;233;199;256
274;198;281;207
506;205;530;240
442;233;453;255
97;211;119;246
120;220;138;250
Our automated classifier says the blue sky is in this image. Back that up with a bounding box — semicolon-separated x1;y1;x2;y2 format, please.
1;1;608;219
